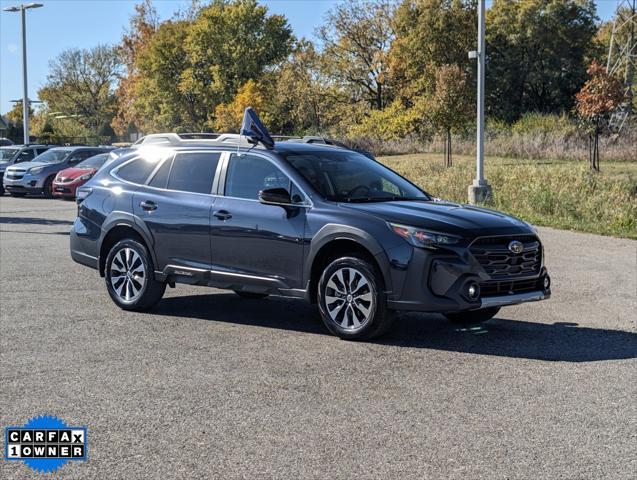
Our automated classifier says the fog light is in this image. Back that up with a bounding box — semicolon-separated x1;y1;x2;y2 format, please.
543;275;551;290
467;282;480;300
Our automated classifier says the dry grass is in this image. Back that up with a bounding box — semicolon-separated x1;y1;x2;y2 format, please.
379;153;637;239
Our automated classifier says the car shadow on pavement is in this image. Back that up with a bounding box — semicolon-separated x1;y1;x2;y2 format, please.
0;216;73;226
156;293;636;363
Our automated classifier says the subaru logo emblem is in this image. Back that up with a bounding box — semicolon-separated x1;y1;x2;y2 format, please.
508;240;524;254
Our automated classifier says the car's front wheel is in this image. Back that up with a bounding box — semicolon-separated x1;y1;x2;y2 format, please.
105;239;166;311
318;256;394;340
444;307;500;325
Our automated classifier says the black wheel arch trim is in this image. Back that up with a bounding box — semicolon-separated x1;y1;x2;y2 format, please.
98;212;158;276
304;223;394;294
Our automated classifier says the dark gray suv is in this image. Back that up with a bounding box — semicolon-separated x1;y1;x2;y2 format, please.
69;132;551;340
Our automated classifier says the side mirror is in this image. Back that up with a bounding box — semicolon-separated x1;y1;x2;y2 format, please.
259;187;291;205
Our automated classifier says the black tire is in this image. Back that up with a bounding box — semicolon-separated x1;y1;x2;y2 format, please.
105;239;166;311
317;255;395;340
43;175;55;198
444;307;500;325
0;181;4;196
9;192;26;197
234;291;269;300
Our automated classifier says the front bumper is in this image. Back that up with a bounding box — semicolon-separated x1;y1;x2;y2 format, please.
3;173;47;193
52;181;80;197
385;244;551;313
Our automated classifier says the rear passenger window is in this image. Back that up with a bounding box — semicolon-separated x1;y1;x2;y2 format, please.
116;158;161;184
166;152;220;194
148;157;172;189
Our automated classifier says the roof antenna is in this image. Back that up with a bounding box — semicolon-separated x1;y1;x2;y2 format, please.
240;107;274;149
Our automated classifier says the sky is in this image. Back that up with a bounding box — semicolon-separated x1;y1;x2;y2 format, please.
0;0;621;116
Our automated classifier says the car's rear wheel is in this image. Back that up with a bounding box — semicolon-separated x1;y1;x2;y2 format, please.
105;239;165;311
318;256;394;340
234;291;269;300
0;181;4;196
444;307;500;325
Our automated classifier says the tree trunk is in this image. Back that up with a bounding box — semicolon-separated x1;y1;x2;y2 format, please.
446;129;452;167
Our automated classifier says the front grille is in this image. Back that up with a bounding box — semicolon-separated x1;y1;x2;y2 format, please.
6;174;24;180
470;235;542;279
480;278;540;296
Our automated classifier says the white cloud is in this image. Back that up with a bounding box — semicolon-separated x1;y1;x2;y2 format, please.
7;43;18;54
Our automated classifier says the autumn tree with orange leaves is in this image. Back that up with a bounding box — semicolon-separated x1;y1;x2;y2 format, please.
575;60;625;171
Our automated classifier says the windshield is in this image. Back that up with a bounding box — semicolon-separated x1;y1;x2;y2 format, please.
33;149;72;164
284;151;429;202
0;149;19;162
76;153;109;169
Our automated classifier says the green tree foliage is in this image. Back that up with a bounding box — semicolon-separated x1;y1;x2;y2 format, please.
128;0;293;132
38;44;122;134
486;0;599;122
390;0;477;100
318;0;396;110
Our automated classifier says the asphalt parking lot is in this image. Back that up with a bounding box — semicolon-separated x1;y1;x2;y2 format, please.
0;196;635;479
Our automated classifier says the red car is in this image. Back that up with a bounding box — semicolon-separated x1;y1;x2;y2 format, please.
52;153;111;199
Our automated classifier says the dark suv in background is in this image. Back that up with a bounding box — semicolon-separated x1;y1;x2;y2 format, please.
70;132;550;340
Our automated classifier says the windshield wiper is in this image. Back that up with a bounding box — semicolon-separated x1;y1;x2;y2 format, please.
343;196;430;203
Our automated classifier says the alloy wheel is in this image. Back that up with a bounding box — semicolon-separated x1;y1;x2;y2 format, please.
109;247;146;302
324;267;375;330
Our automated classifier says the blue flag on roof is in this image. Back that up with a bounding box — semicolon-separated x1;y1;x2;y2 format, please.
240;107;274;149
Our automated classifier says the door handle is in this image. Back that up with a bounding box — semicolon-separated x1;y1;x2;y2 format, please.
213;210;232;220
140;200;157;211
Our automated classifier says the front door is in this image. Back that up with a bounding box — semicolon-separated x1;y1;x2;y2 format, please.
210;153;307;288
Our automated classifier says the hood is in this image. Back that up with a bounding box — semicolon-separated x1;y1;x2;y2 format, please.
6;161;53;171
56;166;97;180
340;200;533;237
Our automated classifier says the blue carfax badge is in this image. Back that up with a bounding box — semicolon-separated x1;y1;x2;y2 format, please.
4;415;88;474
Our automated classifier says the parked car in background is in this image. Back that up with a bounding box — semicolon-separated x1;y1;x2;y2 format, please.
0;138;14;146
3;146;113;197
52;152;112;199
0;144;53;195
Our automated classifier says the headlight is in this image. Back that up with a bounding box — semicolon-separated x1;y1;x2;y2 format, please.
77;173;93;181
388;222;460;248
28;166;44;175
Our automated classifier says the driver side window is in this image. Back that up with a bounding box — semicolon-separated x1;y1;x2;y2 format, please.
17;149;35;163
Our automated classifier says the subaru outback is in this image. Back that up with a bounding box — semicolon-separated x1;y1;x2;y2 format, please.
70;123;550;340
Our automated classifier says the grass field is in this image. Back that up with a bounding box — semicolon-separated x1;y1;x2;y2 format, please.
379;153;637;239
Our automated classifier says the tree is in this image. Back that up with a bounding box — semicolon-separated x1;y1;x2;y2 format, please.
113;0;159;134
487;0;598;122
318;0;396;110
38;45;122;134
180;0;293;126
214;80;269;132
390;0;476;101
424;64;472;166
575;60;625;171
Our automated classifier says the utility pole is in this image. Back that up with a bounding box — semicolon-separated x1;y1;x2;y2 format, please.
468;0;492;204
606;0;636;134
3;3;43;145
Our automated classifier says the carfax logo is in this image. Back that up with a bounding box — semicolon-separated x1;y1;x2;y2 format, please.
4;415;87;474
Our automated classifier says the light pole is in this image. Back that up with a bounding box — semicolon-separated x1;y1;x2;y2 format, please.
3;3;43;145
468;0;492;204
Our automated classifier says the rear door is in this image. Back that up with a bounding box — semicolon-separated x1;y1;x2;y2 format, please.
132;151;224;272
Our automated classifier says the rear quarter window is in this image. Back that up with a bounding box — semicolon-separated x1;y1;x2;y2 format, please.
115;157;162;185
